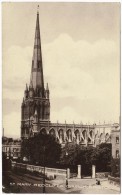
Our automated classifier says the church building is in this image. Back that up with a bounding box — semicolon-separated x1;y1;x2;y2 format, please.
21;10;119;148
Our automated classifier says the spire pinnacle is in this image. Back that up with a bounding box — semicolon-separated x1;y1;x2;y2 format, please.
30;79;33;89
26;83;28;91
46;83;49;90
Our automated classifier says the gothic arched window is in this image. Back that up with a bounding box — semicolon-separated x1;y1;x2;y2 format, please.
66;129;72;142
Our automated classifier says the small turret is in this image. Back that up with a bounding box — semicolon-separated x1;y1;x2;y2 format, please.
26;83;28;90
22;97;25;105
24;84;28;99
29;80;34;98
29;79;33;89
46;83;49;99
21;97;25;120
46;83;49;90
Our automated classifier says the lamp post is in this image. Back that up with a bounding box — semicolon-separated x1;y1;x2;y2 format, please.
43;146;46;193
65;151;68;189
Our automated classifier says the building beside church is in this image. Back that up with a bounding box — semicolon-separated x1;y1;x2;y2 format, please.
21;10;120;150
111;123;120;159
2;137;21;159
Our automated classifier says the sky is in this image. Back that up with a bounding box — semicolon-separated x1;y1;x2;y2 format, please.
2;2;120;138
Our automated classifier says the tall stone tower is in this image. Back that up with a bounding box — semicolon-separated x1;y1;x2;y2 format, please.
21;10;50;139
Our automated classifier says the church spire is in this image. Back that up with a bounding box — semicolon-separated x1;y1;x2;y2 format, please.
30;7;44;94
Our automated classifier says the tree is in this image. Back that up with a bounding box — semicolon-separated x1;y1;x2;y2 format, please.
95;143;112;172
75;146;96;176
59;142;81;171
21;133;61;167
59;143;112;175
111;157;120;177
